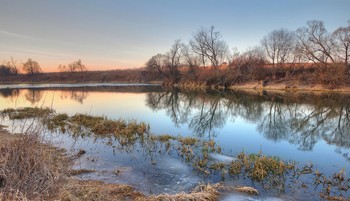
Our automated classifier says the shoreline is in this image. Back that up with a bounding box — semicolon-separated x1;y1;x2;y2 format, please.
174;81;350;94
3;81;350;94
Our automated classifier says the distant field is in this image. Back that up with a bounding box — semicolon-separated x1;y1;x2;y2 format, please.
0;69;162;84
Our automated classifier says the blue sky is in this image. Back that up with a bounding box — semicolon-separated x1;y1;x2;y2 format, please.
0;0;349;71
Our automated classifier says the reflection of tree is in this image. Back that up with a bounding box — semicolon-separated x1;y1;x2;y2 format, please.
146;88;185;126
188;97;226;139
0;89;20;99
257;102;290;143
24;89;43;105
59;90;89;104
322;106;350;149
146;89;227;139
224;91;264;123
146;89;350;156
256;94;350;152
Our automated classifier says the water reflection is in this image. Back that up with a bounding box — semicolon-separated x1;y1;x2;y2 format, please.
59;90;89;104
146;89;227;138
1;86;350;161
0;85;162;105
146;89;350;152
0;88;19;98
24;89;44;104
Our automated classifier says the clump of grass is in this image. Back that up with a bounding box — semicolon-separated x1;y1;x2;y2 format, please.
149;183;220;201
229;152;295;182
178;137;197;146
69;169;96;176
155;134;177;142
0;132;70;200
210;162;226;171
1;107;53;120
60;180;145;201
234;186;259;195
46;113;69;132
44;112;151;148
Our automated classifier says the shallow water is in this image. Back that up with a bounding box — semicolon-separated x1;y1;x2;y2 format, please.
0;84;349;199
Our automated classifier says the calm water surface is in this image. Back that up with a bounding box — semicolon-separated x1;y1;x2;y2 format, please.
0;84;349;200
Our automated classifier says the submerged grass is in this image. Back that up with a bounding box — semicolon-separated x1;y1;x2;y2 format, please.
229;152;295;182
1;107;53;120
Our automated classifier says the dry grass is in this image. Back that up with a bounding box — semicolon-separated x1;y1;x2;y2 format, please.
69;169;96;176
0;131;70;200
60;180;145;201
149;183;220;201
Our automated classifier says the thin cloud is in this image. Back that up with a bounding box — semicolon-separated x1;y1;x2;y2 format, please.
0;30;85;48
0;30;34;40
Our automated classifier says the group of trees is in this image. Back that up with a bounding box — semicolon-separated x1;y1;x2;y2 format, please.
58;59;87;73
0;58;87;76
0;58;42;76
146;20;350;85
146;26;231;83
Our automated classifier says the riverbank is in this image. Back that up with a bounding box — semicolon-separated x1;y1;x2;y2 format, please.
174;80;350;94
2;71;350;94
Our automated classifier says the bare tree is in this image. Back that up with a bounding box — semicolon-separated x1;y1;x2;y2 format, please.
7;57;20;75
296;20;335;67
190;26;229;70
181;45;201;80
146;39;184;83
165;39;184;83
229;46;266;82
58;59;87;72
261;29;296;78
22;58;42;75
182;44;201;68
146;53;167;77
332;20;350;66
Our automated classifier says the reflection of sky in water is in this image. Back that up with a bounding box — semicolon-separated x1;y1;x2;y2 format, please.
0;86;349;198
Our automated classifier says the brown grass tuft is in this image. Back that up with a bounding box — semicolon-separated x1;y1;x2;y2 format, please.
148;183;220;201
0;132;70;200
60;180;145;201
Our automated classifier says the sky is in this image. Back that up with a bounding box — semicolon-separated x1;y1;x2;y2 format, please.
0;0;349;72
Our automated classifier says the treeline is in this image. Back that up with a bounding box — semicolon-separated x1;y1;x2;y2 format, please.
0;58;87;77
145;20;350;87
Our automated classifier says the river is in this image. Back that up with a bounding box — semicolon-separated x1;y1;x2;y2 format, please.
0;84;349;200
